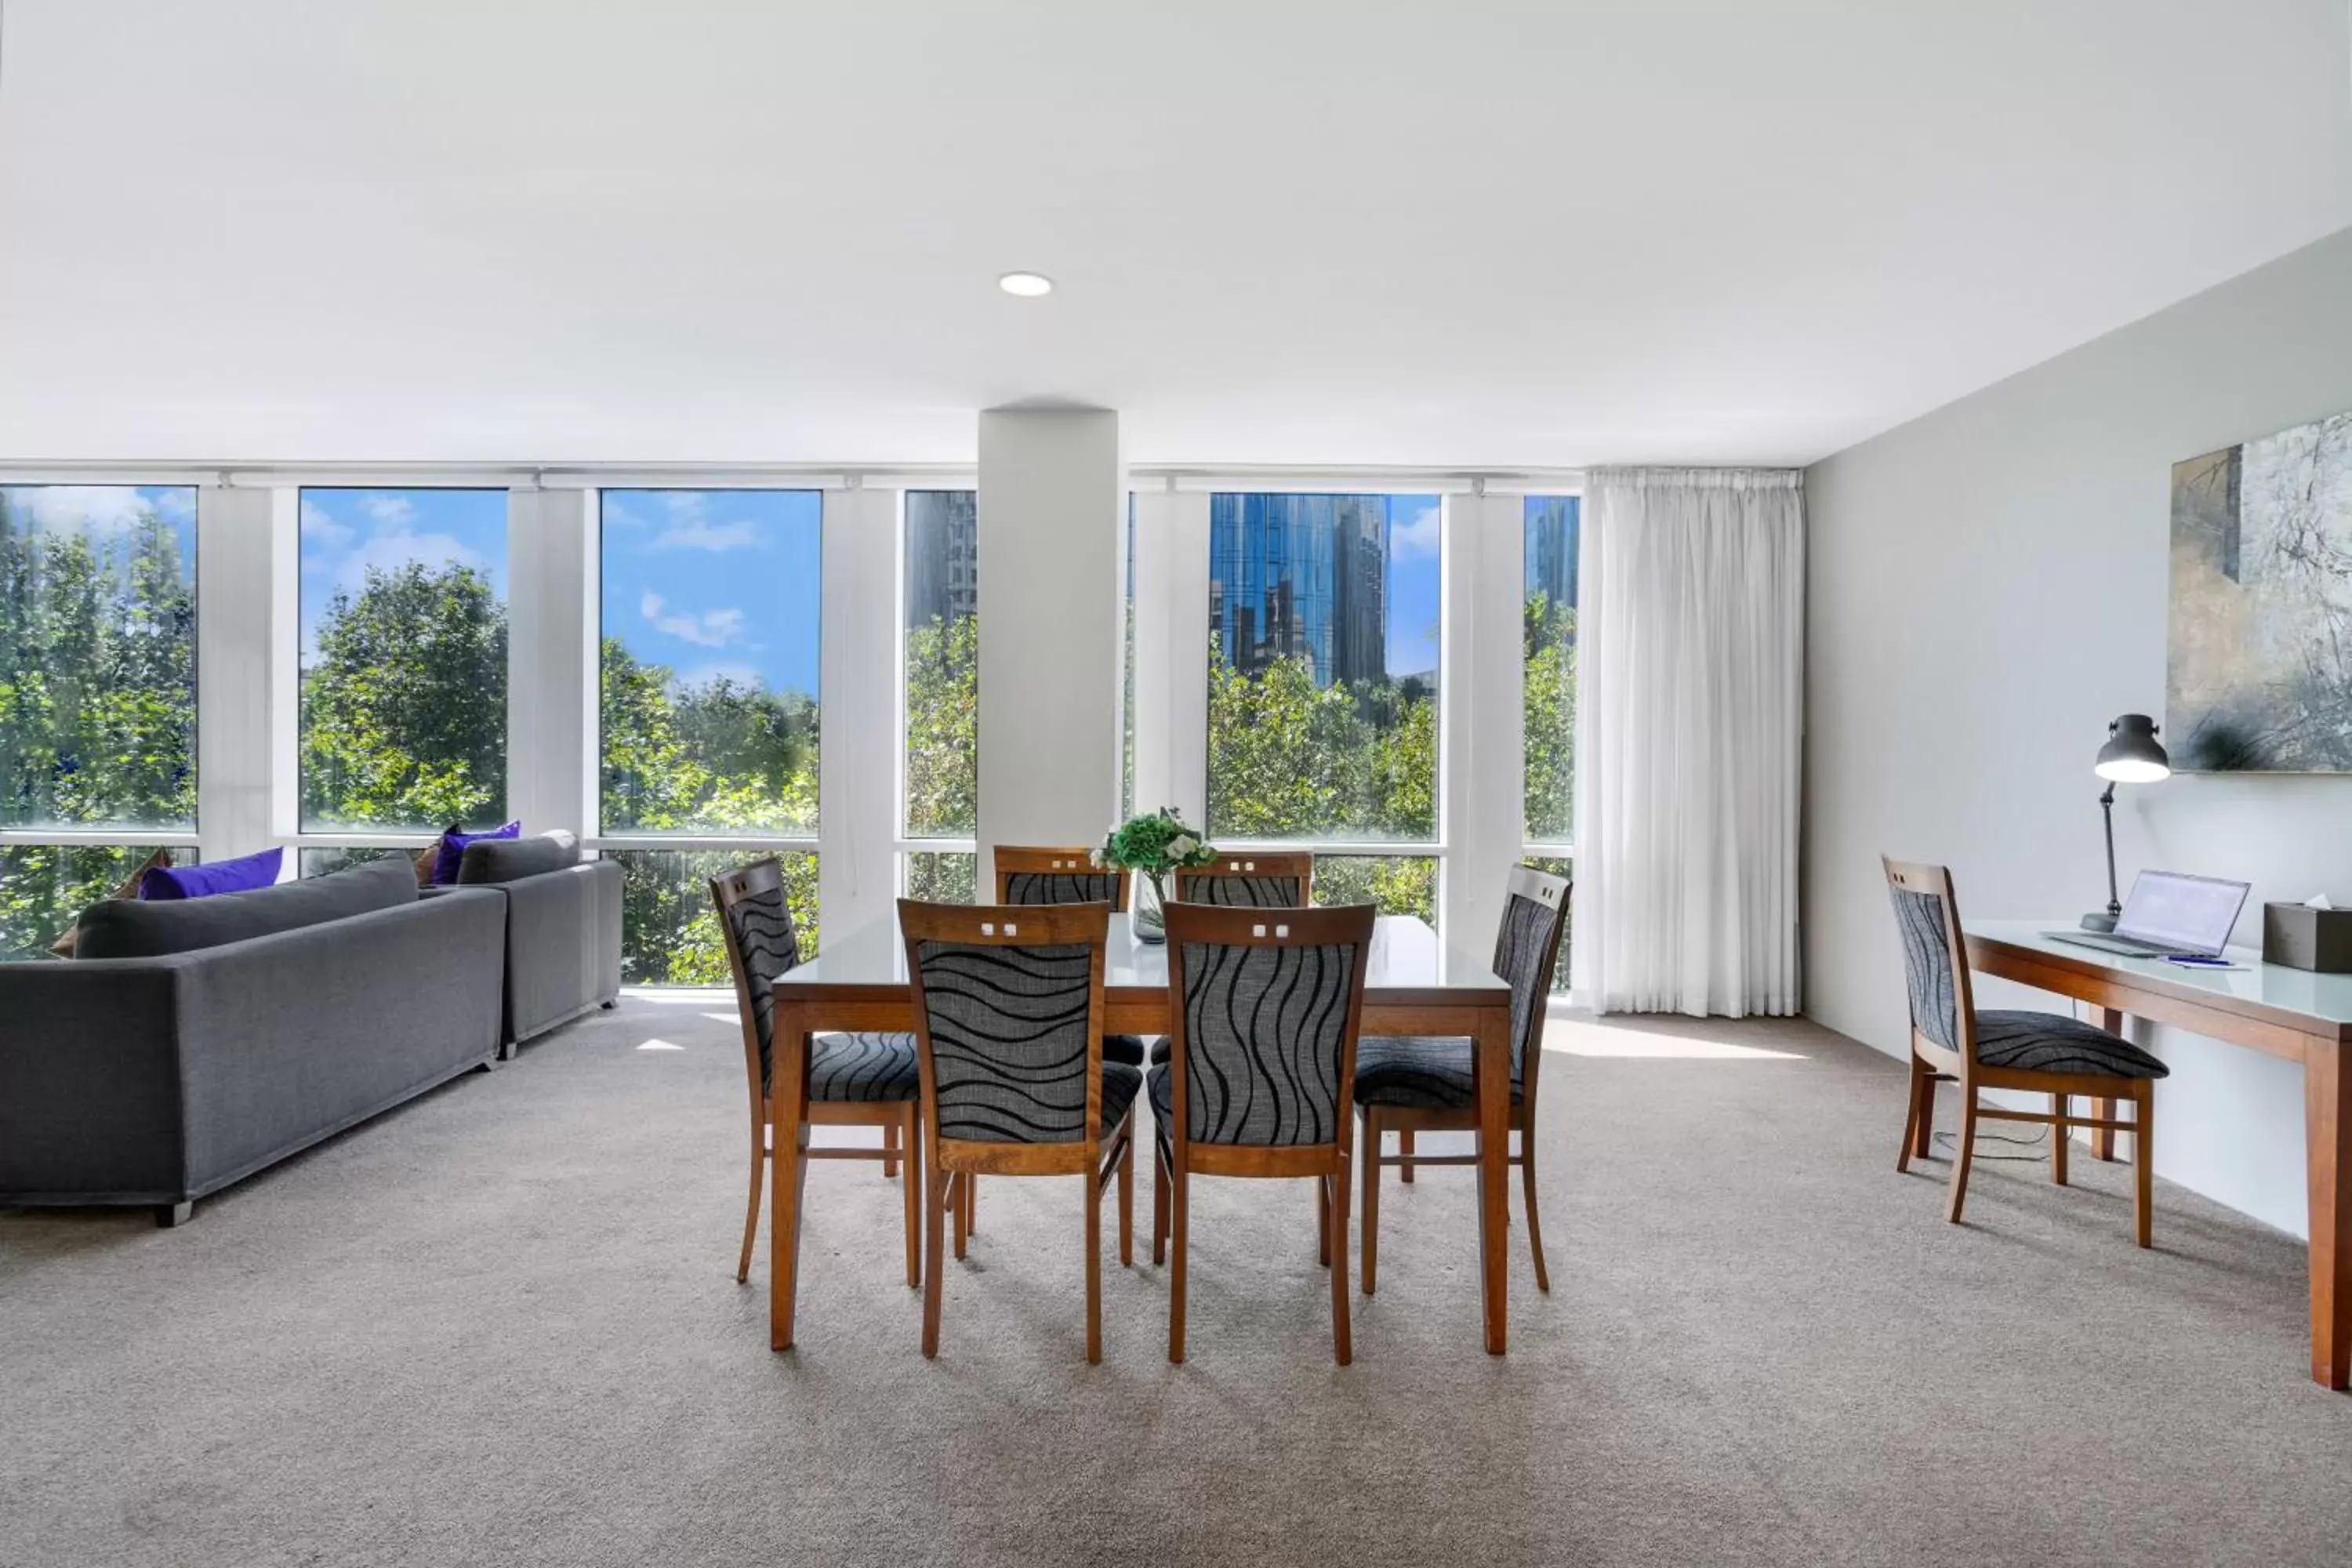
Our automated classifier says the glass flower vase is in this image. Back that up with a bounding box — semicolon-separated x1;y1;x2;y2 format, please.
1132;872;1167;945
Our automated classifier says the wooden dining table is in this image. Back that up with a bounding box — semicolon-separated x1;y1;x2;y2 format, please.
768;910;1519;1353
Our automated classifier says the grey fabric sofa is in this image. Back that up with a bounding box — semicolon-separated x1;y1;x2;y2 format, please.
0;858;506;1225
437;836;623;1057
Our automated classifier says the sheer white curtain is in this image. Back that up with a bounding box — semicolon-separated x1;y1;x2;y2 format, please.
1570;467;1803;1017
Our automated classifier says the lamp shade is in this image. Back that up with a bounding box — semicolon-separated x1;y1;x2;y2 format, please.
2095;713;2171;783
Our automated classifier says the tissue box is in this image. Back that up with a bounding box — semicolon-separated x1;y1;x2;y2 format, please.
2262;902;2352;972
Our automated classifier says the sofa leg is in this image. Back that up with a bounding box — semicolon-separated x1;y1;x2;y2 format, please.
600;999;619;1011
157;1201;192;1228
478;1053;506;1073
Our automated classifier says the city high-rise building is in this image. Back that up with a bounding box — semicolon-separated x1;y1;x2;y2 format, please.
1209;493;1389;688
905;489;978;627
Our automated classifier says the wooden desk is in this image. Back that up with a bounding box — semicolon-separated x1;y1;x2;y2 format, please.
768;912;1518;1354
1965;922;2352;1390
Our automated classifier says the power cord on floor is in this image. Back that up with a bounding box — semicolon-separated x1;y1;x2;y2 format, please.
1930;1126;2050;1162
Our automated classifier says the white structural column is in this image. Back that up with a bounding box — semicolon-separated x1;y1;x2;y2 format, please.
1449;485;1527;949
195;485;276;864
821;483;900;938
507;487;595;837
975;409;1125;886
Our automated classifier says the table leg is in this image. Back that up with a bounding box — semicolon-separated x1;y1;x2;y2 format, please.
768;1001;813;1352
1474;1003;1511;1355
2089;1007;2124;1161
2307;1040;2351;1390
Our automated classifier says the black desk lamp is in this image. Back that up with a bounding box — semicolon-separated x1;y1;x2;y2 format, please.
2082;713;2171;932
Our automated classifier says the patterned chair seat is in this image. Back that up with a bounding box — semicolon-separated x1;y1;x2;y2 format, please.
1105;1034;1148;1068
1099;1061;1146;1134
1351;1035;1525;1110
1146;1062;1174;1159
806;1032;923;1102
1972;1011;2169;1080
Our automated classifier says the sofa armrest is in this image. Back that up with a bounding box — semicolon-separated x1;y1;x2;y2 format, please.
0;960;192;1202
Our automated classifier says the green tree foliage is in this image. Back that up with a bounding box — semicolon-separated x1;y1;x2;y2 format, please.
1523;592;1577;843
301;561;509;829
0;492;196;955
904;612;977;838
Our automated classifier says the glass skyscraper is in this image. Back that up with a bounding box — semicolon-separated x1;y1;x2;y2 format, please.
1209;493;1390;688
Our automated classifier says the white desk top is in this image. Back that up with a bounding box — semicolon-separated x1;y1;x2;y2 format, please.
1967;920;2352;1032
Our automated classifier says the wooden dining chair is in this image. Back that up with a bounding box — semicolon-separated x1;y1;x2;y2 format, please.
993;845;1130;910
1172;851;1314;908
1883;856;2169;1244
711;858;924;1288
899;898;1141;1363
1150;901;1376;1365
1353;863;1570;1295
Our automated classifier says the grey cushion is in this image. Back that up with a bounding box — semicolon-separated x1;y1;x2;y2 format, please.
1352;1035;1525;1110
808;1033;923;1102
1105;1033;1146;1067
1973;1011;2170;1080
456;833;582;884
73;855;416;960
1100;1062;1145;1134
911;937;1102;1142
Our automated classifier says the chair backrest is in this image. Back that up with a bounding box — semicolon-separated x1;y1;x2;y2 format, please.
710;857;802;1101
1494;863;1572;1096
1162;901;1375;1149
1174;851;1313;909
993;845;1129;911
899;898;1112;1146
1882;856;1976;1061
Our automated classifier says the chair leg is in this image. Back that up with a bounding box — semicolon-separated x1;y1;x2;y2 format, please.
1945;1089;1979;1225
1519;1130;1551;1294
1912;1062;1937;1159
953;1171;969;1261
1169;1167;1191;1364
1327;1164;1352;1367
2052;1092;2070;1188
1117;1128;1135;1268
1152;1141;1169;1266
1400;1128;1416;1184
883;1118;900;1180
902;1107;923;1290
1084;1159;1104;1364
737;1123;764;1284
1317;1168;1332;1267
2133;1083;2154;1249
965;1171;978;1240
923;1167;949;1358
1360;1109;1381;1296
1897;1055;1929;1174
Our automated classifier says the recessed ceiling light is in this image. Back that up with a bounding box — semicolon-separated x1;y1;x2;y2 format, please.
997;271;1054;298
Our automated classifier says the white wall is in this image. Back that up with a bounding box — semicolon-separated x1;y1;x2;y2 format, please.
975;410;1124;888
1805;224;2352;1238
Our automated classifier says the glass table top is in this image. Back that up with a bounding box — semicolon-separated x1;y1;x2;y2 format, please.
1967;920;2352;1029
778;911;1511;997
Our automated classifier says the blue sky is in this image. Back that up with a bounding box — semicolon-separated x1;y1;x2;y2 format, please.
2;485;197;585
299;488;509;661
601;489;822;695
1386;494;1441;679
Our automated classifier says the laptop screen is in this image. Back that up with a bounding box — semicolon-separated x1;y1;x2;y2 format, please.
2114;870;2250;956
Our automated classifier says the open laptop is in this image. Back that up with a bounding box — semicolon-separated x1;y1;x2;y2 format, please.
2045;869;2250;959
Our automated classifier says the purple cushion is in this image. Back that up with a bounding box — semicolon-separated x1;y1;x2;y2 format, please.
433;821;520;886
138;846;284;901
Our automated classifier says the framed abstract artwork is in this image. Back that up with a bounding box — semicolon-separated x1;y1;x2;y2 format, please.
2169;409;2352;771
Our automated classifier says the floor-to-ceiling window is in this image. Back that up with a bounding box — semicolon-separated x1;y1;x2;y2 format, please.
1205;492;1440;924
902;489;978;902
1522;492;1578;988
0;485;199;954
297;488;508;875
598;488;822;982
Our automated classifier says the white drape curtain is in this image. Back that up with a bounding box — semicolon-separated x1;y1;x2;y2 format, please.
1570;466;1804;1017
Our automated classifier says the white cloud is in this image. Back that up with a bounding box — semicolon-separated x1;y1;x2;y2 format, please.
300;499;354;551
641;590;747;648
1394;504;1441;557
7;485;153;539
361;493;416;525
652;517;758;553
676;661;763;690
339;530;488;596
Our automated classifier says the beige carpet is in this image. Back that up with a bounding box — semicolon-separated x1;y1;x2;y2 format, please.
2;997;2347;1568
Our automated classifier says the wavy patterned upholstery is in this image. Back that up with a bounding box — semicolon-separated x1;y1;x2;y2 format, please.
1973;1011;2170;1080
911;938;1134;1142
1168;938;1357;1146
1182;874;1305;909
1352;1035;1525;1109
721;880;918;1102
1888;886;1961;1051
1003;871;1121;906
1491;887;1564;1083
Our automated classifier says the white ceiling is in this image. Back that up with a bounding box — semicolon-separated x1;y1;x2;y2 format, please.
2;0;2349;470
